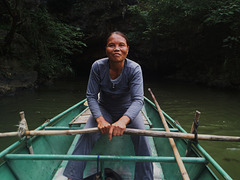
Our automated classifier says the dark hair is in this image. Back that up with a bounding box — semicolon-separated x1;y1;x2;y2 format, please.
106;31;129;45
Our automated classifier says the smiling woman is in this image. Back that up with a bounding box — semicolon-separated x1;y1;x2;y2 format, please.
63;31;153;180
106;32;129;60
106;32;130;80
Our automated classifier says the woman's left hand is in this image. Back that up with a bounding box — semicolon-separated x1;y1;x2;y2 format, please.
108;115;130;141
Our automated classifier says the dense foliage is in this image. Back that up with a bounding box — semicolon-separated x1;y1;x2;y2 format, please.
0;0;85;80
126;0;240;87
0;0;240;88
22;9;86;79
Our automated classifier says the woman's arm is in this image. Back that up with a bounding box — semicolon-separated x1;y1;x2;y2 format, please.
86;62;111;134
123;65;144;121
86;62;102;119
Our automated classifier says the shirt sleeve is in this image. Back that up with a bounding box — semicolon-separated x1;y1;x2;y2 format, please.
123;65;144;122
86;62;103;119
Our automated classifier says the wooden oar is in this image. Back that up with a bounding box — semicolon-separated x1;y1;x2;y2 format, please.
1;128;240;142
0;132;19;137
148;88;190;180
124;129;240;142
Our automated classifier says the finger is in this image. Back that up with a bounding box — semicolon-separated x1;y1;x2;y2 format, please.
111;124;117;136
117;129;123;136
99;125;107;134
104;124;111;134
119;129;124;136
114;125;124;136
97;124;103;134
120;126;126;135
108;126;113;141
113;128;117;136
116;127;123;136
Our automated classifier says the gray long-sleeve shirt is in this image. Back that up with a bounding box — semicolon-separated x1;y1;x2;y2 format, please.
86;58;144;122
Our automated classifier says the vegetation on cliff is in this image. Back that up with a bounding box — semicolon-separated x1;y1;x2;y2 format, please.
0;0;86;79
126;0;240;87
1;0;240;94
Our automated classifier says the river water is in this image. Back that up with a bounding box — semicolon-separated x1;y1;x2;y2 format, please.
0;78;239;179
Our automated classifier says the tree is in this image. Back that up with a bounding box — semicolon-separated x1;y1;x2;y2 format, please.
1;0;23;55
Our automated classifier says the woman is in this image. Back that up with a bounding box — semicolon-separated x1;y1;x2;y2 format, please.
63;31;153;180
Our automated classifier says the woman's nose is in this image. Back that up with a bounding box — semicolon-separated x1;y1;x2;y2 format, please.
114;45;120;51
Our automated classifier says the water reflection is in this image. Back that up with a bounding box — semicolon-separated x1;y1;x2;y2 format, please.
144;79;240;179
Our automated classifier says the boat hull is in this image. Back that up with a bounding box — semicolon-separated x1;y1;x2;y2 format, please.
0;98;230;179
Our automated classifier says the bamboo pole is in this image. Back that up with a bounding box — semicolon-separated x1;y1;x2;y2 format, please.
0;128;240;142
0;132;18;137
148;88;190;180
124;129;240;142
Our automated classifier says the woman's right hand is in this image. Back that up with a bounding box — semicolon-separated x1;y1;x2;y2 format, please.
96;116;111;134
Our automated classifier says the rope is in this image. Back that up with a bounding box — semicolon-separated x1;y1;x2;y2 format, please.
96;155;100;179
17;119;27;138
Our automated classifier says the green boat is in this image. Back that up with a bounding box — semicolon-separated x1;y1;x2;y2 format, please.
0;97;232;179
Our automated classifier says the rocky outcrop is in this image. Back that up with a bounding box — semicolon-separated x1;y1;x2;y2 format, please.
0;63;38;96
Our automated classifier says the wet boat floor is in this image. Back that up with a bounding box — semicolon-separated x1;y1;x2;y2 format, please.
53;109;164;180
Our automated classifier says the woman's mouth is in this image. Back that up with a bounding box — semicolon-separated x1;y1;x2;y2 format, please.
113;53;121;56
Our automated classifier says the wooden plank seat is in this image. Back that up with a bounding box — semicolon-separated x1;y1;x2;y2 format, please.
69;108;91;126
69;108;150;126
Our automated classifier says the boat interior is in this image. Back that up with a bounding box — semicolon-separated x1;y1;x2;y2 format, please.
0;99;222;179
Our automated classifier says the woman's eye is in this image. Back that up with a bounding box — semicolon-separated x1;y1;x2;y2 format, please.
119;43;126;47
107;44;115;48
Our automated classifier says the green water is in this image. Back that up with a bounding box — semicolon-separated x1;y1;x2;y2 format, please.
0;78;239;179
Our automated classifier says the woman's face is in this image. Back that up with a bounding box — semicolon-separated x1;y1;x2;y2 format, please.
106;34;129;63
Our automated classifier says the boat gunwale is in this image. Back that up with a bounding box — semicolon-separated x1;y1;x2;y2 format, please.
0;99;87;160
144;96;232;180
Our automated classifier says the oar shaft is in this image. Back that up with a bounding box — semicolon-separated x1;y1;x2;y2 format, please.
1;128;240;141
0;132;18;137
25;127;99;136
124;129;240;142
148;88;190;180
